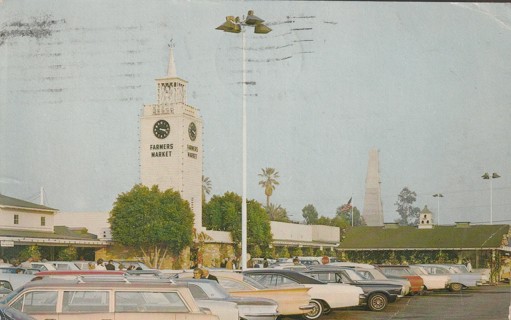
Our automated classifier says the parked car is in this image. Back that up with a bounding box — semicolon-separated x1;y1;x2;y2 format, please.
0;304;36;320
244;269;366;319
446;264;490;284
304;266;403;311
45;261;81;271
416;264;484;291
377;265;425;295
409;265;451;290
178;270;314;318
322;262;412;296
70;260;94;270
0;273;35;290
33;270;126;281
28;262;56;271
175;278;279;320
114;261;152;270
0;279;220;320
0;280;13;298
353;267;412;296
0;268;40;275
267;262;308;272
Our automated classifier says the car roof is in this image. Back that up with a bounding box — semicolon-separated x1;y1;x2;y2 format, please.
243;269;325;284
19;279;187;290
36;270;126;276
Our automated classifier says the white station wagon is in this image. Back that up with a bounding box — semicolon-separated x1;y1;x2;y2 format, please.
0;279;219;320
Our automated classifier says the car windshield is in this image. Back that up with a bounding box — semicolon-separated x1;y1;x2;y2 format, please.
242;275;267;289
381;267;412;276
178;280;230;299
410;266;427;275
343;269;365;281
0;285;25;305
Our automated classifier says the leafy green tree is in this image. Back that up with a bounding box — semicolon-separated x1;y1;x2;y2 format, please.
258;167;280;207
302;247;313;256
302;204;319;225
57;246;78;261
109;184;194;268
336;206;365;226
19;245;41;262
265;203;290;222
395;187;421;226
316;216;333;225
291;247;303;257
203;192;273;251
278;247;290;258
250;245;262;258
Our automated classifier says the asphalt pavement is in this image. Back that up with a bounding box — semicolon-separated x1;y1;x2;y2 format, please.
283;284;511;320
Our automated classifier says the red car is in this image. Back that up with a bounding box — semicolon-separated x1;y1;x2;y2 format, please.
376;265;424;295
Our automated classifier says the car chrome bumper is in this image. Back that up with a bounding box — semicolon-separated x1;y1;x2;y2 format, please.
240;313;280;320
359;294;367;306
299;303;315;310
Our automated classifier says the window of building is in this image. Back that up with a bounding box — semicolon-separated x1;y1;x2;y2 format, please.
41;216;46;226
14;214;19;225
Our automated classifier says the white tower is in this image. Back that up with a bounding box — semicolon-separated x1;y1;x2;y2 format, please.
418;206;434;229
362;148;384;226
140;48;203;230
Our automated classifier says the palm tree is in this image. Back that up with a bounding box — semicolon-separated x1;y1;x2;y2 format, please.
202;175;212;203
258;167;279;207
266;203;290;222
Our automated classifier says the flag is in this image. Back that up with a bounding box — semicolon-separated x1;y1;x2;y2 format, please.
340;197;353;213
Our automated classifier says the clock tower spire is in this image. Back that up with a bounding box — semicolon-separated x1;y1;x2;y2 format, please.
140;47;203;231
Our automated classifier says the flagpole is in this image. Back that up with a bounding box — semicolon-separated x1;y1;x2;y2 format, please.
351;204;354;227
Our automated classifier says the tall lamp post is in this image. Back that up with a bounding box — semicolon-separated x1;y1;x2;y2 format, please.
482;172;500;225
216;11;272;270
432;193;443;225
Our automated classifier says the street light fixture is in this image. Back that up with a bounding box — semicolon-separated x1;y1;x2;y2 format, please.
432;193;444;225
215;11;272;270
482;172;501;225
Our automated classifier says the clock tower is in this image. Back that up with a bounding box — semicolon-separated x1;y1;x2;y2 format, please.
140;48;203;230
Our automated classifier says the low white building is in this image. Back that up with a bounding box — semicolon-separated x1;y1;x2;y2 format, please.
0;194;109;249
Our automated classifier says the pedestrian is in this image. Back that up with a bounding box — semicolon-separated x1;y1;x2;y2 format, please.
226;257;234;270
105;260;115;270
292;256;300;265
321;256;330;265
201;268;219;282
193;268;203;279
220;258;227;268
20;257;33;268
95;258;106;270
88;262;96;270
466;259;472;272
263;258;269;268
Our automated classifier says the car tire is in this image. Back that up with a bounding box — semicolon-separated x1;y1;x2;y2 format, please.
449;283;463;292
322;301;331;315
303;299;323;320
367;292;388;312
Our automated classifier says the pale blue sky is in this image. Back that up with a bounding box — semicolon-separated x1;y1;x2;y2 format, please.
1;1;510;224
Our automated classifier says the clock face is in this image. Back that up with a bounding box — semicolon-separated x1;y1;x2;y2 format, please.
188;122;197;141
153;120;170;139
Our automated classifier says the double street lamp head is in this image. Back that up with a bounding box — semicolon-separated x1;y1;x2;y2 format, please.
433;193;444;198
482;172;501;179
215;10;272;34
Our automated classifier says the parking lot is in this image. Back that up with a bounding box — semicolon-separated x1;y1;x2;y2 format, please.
283;285;511;320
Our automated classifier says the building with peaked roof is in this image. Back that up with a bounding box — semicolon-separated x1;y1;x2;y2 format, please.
0;193;108;260
338;222;511;281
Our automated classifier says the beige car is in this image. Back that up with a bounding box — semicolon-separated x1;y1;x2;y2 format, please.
178;270;313;316
0;279;219;320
